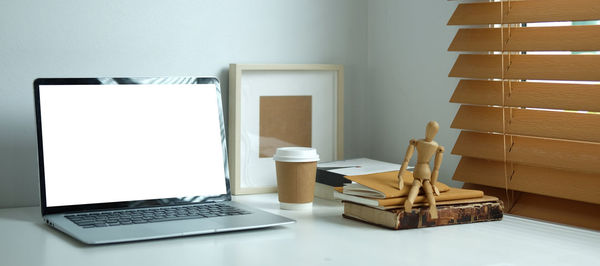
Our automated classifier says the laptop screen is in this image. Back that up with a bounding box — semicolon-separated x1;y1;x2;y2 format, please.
34;78;229;212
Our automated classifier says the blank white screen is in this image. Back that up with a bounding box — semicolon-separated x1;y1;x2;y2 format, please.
39;83;227;207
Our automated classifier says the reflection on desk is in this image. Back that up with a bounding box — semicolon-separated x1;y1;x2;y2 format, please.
0;193;599;266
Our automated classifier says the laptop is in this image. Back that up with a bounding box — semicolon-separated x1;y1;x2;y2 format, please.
33;77;294;245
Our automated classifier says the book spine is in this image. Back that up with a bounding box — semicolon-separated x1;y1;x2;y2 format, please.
344;201;503;230
316;168;352;187
398;202;503;229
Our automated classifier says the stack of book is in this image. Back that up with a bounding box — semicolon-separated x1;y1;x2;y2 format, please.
315;158;405;200
335;170;503;230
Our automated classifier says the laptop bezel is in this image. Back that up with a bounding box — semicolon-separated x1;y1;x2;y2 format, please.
33;77;232;216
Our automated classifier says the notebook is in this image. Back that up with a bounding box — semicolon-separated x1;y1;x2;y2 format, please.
33;77;294;245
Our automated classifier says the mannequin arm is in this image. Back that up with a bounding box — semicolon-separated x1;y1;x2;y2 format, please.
398;139;416;189
430;146;445;195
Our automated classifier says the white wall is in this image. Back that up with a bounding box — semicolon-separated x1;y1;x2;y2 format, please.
0;0;368;207
0;0;462;208
366;0;461;187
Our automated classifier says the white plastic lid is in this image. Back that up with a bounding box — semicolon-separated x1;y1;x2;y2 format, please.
273;147;320;162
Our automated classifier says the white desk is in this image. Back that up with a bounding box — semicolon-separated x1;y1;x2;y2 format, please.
1;194;598;266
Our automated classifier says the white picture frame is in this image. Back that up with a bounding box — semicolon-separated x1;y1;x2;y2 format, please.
229;64;344;195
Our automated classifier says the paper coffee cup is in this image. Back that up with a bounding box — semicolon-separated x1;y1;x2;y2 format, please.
273;147;319;210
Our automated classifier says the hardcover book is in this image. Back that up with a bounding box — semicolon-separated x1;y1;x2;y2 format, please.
332;169;485;208
343;196;503;230
335;187;485;209
315;158;405;200
316;158;404;185
316;168;351;187
342;170;450;198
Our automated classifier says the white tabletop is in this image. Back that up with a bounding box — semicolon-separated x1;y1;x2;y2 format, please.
1;193;599;266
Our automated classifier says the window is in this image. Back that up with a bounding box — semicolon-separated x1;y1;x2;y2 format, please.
447;0;600;230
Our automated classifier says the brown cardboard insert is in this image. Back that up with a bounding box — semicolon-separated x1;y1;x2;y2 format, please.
259;96;312;158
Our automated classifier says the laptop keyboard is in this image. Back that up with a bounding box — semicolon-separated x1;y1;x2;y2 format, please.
65;203;252;229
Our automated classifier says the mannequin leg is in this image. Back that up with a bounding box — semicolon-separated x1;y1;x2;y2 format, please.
404;180;422;212
422;180;438;219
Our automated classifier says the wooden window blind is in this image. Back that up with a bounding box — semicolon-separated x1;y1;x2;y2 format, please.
447;0;600;230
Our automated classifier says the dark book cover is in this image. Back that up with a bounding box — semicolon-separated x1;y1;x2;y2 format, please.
316;167;352;187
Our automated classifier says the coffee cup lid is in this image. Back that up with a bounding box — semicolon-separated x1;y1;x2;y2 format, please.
273;147;319;162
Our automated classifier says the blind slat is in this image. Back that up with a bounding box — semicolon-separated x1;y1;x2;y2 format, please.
450;80;600;112
449;25;600;52
454;157;600;204
452;131;600;174
451;105;600;143
449;54;600;81
448;0;600;25
463;183;600;231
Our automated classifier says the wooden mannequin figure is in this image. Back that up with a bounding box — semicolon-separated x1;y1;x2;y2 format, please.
398;121;445;219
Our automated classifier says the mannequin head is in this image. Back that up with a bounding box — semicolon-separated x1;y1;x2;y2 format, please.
425;121;439;142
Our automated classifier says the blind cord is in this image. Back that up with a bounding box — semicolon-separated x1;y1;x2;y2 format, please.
500;0;516;212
